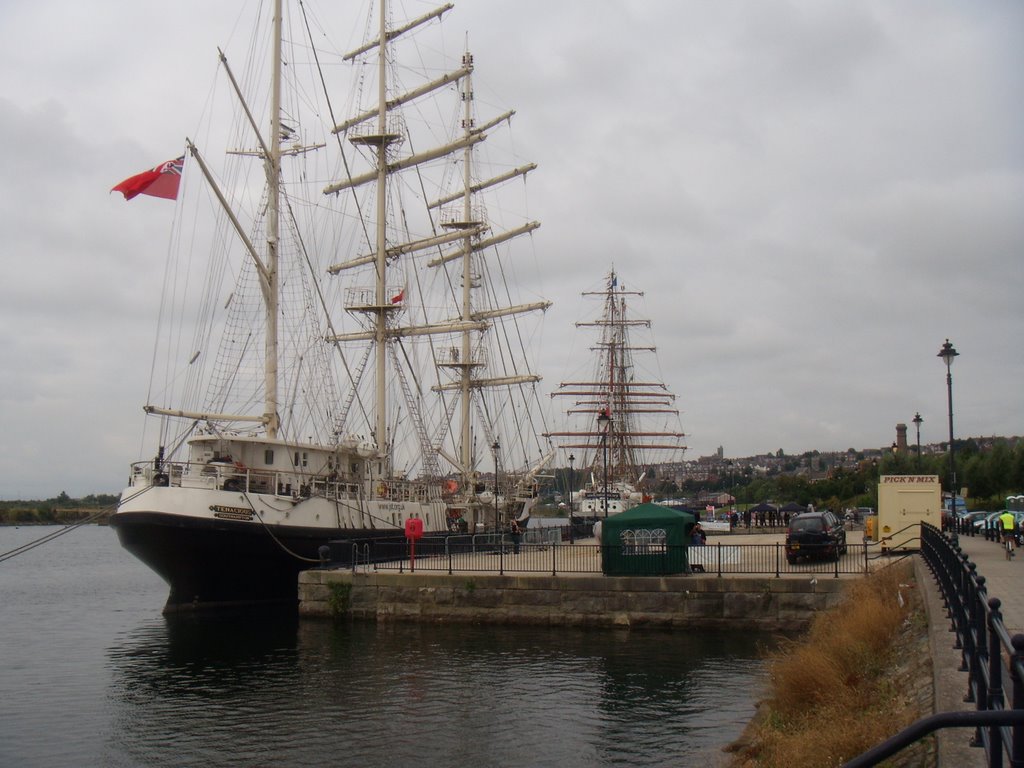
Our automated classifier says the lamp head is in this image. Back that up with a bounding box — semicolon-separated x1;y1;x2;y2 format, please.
937;339;959;369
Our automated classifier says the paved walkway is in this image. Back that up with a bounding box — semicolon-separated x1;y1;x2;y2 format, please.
921;530;1024;766
954;531;1024;635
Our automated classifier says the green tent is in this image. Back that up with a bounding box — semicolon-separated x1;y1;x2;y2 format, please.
600;502;696;575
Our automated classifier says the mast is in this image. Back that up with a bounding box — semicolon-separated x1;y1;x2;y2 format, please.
151;5;286;436
373;1;389;459
458;47;475;497
431;47;550;502
337;0;404;460
323;1;551;492
144;1;363;451
328;0;461;474
546;270;686;484
264;0;283;438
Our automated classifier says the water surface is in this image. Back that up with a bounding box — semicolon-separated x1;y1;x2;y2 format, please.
0;525;774;767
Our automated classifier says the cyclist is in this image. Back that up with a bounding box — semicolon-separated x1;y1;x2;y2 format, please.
998;510;1017;557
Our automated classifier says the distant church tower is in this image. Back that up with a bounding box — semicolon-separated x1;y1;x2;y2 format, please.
895;423;908;453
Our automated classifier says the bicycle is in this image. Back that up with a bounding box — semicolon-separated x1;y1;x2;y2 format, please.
1003;532;1016;560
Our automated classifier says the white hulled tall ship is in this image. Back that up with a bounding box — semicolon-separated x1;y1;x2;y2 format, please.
546;270;687;517
111;0;551;612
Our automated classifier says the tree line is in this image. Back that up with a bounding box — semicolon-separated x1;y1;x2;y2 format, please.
545;437;1024;513
705;438;1024;511
0;492;119;525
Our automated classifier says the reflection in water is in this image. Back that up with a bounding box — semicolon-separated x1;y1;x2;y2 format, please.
0;528;775;768
104;617;776;768
104;611;302;767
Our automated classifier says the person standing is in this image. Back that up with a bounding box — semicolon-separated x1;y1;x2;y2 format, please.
510;519;522;554
686;522;707;575
690;522;707;547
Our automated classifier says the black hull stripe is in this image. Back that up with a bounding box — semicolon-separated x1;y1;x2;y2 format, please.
110;512;435;612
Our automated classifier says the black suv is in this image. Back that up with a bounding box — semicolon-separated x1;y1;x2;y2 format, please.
785;510;847;564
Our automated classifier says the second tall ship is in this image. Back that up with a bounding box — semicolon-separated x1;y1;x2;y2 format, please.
547;270;687;516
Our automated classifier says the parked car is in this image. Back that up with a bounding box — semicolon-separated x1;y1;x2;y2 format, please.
959;510;991;526
973;510;1005;532
980;510;1024;534
785;510;847;564
958;509;985;520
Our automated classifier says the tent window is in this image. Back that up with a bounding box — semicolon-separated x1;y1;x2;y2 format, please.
619;527;667;555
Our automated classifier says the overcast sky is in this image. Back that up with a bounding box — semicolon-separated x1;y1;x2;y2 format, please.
1;0;1022;498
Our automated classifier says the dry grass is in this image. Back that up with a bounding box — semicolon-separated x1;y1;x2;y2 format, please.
732;562;925;768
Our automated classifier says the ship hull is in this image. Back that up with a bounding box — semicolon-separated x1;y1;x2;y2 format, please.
111;486;444;613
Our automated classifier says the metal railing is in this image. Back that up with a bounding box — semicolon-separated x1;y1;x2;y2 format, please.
339;535;900;577
844;523;1024;767
945;514;983;538
132;459;365;500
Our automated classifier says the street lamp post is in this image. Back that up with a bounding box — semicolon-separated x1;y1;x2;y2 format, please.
938;339;959;514
912;412;923;471
727;460;735;521
492;438;500;536
568;453;576;544
597;409;611;518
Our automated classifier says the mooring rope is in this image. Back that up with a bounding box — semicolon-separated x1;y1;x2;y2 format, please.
245;490;411;564
244;491;323;564
0;486;152;564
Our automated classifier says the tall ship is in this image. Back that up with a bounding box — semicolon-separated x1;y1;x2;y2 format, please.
546;270;687;516
110;0;551;612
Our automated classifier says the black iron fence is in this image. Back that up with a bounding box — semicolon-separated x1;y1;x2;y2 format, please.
846;523;1024;767
341;532;899;578
945;513;987;539
944;513;1021;546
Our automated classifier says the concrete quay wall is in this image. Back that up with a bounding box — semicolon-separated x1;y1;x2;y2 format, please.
298;570;848;630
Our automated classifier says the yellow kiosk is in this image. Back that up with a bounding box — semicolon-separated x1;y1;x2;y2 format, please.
876;475;941;551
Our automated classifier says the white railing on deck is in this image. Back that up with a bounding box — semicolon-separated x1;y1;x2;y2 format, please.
130;461;362;501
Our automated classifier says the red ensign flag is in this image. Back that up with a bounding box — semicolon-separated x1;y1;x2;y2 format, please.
112;156;185;201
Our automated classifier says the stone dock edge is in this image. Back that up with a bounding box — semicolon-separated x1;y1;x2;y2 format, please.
298;570;847;630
